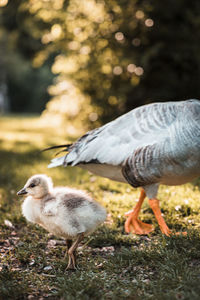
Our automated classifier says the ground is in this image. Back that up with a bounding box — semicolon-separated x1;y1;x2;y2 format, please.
0;115;200;300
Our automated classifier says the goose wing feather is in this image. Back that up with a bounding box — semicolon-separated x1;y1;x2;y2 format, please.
122;99;200;187
49;99;200;170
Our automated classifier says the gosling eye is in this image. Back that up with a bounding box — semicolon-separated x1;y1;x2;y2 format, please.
29;183;36;188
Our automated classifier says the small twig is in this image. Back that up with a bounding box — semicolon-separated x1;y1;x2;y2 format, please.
81;237;94;250
41;273;56;277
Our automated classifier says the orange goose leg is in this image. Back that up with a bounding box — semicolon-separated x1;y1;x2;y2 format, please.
125;190;187;236
125;189;154;235
148;199;171;236
149;199;187;236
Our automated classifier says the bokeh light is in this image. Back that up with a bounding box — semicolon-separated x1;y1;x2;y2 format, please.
134;67;144;76
132;38;141;46
89;112;98;122
115;32;124;41
113;66;123;75
0;0;8;7
135;10;144;19
127;64;136;73
145;19;154;27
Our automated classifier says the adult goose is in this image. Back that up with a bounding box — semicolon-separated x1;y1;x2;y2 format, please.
46;99;200;236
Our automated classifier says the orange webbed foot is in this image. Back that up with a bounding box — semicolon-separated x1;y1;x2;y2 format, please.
148;199;187;237
125;210;154;235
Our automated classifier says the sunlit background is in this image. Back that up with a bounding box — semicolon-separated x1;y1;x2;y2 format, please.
1;0;200;135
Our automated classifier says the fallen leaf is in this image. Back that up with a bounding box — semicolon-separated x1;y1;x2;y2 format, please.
4;219;14;228
47;239;66;247
43;265;53;271
29;259;35;266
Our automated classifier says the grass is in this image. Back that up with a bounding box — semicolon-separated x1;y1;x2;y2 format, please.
0;115;200;299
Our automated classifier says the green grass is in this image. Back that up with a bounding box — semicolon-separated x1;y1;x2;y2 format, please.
0;115;200;299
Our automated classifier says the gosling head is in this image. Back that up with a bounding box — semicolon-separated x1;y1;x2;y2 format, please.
17;174;53;199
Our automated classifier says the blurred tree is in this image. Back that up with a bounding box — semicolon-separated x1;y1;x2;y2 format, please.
0;0;54;113
131;0;200;111
26;0;200;130
1;0;200;131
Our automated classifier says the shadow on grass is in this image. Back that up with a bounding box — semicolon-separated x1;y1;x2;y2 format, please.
192;177;200;190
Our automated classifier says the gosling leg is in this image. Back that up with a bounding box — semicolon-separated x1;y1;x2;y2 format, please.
64;239;72;259
66;233;84;270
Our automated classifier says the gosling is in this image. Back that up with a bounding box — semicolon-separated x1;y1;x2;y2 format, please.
17;174;106;270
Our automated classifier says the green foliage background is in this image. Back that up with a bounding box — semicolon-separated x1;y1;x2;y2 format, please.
1;0;200;126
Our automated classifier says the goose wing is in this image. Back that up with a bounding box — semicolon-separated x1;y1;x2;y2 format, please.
122;99;200;187
49;99;200;169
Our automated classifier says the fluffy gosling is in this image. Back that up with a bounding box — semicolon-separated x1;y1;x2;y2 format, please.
17;174;106;269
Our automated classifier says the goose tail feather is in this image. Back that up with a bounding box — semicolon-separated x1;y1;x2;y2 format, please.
42;143;75;168
41;144;72;152
48;156;67;168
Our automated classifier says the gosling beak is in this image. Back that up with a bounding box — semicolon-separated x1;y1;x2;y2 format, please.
17;188;28;196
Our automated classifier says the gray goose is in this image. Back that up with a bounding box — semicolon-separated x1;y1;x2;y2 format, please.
46;99;200;236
